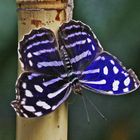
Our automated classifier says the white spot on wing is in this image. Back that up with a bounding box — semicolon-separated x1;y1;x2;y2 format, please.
124;77;130;86
101;56;105;60
22;83;27;89
34;85;43;93
36;101;51;110
35;112;43;117
87;38;91;43
92;45;95;50
122;71;129;77
21;98;26;105
29;60;33;66
25;90;33;97
23;105;36;112
103;66;108;75
123;87;129;92
113;66;119;74
27;52;32;58
112;80;120;91
110;60;115;65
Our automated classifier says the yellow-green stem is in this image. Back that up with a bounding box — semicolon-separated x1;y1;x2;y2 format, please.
16;0;73;140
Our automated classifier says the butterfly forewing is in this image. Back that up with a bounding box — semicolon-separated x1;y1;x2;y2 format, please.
80;52;140;95
11;72;71;118
19;28;65;75
58;20;103;72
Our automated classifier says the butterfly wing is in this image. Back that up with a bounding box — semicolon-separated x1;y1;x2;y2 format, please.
12;28;70;117
11;72;71;118
19;28;65;75
80;52;140;95
58;20;102;72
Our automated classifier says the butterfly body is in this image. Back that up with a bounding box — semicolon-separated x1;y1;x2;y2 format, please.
11;20;140;118
60;42;83;94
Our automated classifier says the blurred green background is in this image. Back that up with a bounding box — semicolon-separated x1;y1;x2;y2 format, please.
0;0;140;140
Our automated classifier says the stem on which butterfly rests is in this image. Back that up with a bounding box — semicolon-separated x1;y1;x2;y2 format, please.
16;0;73;140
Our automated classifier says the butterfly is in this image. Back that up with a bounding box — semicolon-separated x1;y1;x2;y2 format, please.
11;20;140;118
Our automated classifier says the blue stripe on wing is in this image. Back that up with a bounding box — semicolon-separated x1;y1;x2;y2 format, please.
19;28;66;75
80;52;140;95
58;20;103;72
11;72;71;118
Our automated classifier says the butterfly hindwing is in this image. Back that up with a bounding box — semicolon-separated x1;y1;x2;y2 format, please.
80;52;140;95
19;28;65;75
11;72;71;118
58;20;103;72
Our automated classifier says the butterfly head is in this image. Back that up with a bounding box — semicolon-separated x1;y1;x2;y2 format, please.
71;77;82;95
73;83;82;95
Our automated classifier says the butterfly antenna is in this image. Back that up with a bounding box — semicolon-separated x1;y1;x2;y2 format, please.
85;95;107;121
81;94;90;123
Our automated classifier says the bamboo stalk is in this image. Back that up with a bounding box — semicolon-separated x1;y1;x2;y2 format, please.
16;0;73;140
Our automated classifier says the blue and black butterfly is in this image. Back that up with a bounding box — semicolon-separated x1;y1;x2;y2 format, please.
11;20;140;118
